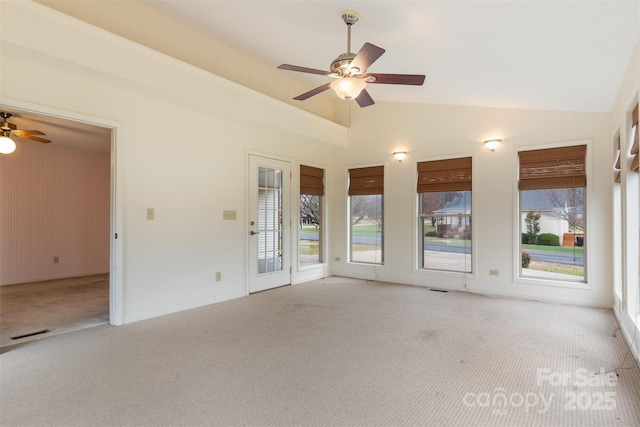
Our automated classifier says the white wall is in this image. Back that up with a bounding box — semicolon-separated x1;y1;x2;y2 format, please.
0;1;344;323
330;102;613;308
610;40;640;362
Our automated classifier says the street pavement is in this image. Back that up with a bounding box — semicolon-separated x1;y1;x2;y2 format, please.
300;232;583;266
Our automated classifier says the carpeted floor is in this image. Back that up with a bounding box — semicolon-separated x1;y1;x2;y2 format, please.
0;274;109;347
1;277;639;426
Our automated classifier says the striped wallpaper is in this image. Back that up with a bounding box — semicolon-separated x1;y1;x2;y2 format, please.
0;140;110;285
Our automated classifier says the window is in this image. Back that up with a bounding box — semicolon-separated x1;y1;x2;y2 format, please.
630;104;639;315
348;166;383;264
417;157;472;273
614;133;623;298
299;165;324;267
518;145;586;282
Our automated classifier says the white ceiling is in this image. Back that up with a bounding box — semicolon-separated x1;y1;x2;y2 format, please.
142;0;639;112
0;109;111;154
4;1;638;153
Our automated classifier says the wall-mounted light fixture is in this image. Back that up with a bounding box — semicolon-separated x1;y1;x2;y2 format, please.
0;132;16;155
393;151;408;161
484;138;502;151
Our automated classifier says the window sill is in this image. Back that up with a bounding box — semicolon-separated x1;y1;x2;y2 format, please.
516;275;591;290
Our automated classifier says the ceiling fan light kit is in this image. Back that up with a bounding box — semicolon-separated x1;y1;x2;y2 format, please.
0;133;17;155
330;76;367;100
0;112;51;155
277;10;425;108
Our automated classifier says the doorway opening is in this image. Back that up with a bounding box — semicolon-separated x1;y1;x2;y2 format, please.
248;154;291;293
0;106;118;347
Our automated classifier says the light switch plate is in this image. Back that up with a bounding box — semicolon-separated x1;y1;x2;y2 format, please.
146;208;154;220
223;210;237;220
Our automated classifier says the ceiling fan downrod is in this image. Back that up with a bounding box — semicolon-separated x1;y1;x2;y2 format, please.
341;10;360;54
330;10;362;76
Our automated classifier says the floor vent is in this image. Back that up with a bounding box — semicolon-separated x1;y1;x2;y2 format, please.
430;289;449;293
10;329;50;340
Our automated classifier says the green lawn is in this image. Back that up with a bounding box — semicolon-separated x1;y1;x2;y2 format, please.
528;261;584;277
299;240;319;255
522;244;584;255
352;224;382;235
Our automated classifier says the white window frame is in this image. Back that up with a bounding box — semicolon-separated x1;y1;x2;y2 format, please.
413;154;476;277
346;164;385;266
297;163;327;272
514;139;592;289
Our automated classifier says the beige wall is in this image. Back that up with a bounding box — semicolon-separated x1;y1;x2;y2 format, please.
330;102;612;307
1;2;636;324
0;1;344;322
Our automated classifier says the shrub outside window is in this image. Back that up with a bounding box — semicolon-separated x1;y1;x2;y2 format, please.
518;145;586;282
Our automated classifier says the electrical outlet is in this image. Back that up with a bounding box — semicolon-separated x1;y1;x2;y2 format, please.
215;272;221;282
53;256;60;264
489;269;499;276
146;208;155;220
335;256;341;262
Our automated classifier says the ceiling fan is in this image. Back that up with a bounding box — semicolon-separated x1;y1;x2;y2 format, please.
277;10;425;108
0;112;51;154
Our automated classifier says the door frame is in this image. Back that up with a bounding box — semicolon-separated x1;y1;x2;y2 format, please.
1;97;124;325
246;151;293;294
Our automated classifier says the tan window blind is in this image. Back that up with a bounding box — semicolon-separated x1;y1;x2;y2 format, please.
518;145;586;190
300;165;324;196
348;166;384;196
417;157;472;193
631;103;639;173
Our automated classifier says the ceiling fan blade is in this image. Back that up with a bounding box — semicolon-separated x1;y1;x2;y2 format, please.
16;133;51;144
13;129;46;137
278;64;331;76
364;73;426;85
293;82;332;101
349;43;385;74
355;89;375;108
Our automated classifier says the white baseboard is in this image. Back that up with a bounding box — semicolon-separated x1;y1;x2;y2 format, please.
613;302;640;368
293;264;329;285
123;291;246;324
0;271;109;286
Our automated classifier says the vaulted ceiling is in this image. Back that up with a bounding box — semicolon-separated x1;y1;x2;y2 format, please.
10;1;639;153
139;0;639;112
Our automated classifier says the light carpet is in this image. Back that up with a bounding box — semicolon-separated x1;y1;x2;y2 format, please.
1;277;639;426
0;274;109;347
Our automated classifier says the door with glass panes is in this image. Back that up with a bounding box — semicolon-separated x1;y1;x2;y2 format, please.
248;155;291;293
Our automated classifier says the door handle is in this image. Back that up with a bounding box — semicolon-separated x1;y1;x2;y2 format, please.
250;230;260;235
